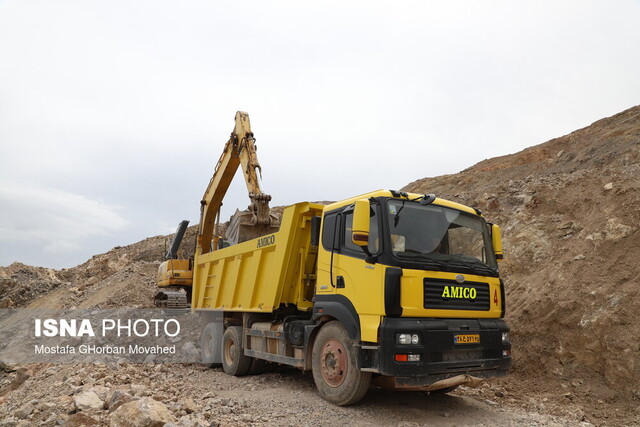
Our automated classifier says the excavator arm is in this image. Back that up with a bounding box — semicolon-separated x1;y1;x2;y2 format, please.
155;111;278;309
197;111;277;255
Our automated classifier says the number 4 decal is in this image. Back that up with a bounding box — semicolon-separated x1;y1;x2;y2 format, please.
494;290;499;305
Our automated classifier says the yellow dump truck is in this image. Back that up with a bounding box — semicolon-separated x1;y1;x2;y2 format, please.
195;190;511;405
160;112;511;405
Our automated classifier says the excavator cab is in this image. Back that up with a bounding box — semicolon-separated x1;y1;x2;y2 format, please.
155;220;193;308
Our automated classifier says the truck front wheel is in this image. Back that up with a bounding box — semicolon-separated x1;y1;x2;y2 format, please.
311;321;371;406
222;326;252;376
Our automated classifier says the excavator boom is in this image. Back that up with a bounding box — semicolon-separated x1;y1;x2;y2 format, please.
197;111;279;255
155;111;279;308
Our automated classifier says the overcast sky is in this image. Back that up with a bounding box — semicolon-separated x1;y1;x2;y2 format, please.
1;1;639;269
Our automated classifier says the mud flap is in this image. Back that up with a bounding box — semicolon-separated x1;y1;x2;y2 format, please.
374;373;484;391
424;374;484;391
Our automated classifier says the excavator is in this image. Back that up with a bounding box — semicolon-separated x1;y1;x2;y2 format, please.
154;112;280;309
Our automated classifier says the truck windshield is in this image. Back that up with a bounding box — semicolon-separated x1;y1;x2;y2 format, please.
386;200;498;274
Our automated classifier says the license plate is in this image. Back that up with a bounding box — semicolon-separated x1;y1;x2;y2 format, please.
454;334;480;344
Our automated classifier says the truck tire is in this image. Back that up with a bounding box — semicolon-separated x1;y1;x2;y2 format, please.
311;321;371;406
248;357;267;375
222;326;252;376
200;322;223;366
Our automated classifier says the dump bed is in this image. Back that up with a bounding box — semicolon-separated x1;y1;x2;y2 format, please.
192;202;323;312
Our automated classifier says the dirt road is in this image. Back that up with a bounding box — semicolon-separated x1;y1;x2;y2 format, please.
0;362;597;426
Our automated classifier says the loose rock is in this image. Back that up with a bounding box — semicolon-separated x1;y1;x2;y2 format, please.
74;391;103;411
109;397;176;427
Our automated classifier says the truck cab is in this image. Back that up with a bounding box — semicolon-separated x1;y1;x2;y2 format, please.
311;190;510;396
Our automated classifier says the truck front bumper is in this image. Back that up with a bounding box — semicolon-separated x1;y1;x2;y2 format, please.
367;317;511;387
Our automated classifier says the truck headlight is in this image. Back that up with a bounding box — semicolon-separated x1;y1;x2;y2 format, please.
502;332;510;344
397;333;420;345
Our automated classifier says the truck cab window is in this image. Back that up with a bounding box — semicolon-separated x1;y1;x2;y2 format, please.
321;212;339;251
387;199;497;271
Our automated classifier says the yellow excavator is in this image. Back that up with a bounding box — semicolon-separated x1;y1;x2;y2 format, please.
154;111;280;308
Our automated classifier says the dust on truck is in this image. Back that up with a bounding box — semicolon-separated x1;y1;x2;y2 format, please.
195;189;511;405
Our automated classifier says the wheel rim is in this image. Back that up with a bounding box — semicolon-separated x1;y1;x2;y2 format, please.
320;339;348;387
224;337;236;366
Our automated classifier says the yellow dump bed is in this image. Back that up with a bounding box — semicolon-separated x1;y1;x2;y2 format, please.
192;202;323;312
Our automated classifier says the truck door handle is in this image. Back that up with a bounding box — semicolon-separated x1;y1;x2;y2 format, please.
336;276;345;288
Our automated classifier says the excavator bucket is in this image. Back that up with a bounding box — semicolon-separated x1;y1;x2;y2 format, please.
225;208;281;245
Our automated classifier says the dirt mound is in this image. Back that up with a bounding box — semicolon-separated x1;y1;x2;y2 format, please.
0;233;172;309
0;263;66;309
403;105;640;403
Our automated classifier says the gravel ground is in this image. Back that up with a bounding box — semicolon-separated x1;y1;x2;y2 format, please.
0;362;616;426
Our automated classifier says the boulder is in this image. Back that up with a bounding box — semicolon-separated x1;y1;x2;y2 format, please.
109;397;175;427
106;390;134;412
87;385;110;401
64;413;99;426
74;391;103;411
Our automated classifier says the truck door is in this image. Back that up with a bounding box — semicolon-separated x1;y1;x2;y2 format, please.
316;205;385;342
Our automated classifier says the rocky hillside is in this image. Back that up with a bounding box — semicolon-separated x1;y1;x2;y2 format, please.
403;105;640;402
0;226;200;310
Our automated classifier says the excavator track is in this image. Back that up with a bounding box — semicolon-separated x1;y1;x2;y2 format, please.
154;287;190;310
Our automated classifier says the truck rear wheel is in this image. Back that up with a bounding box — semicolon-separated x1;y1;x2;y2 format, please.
222;326;252;376
311;321;371;406
200;322;223;366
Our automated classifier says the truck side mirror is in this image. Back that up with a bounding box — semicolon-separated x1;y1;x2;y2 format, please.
352;199;370;246
491;224;504;261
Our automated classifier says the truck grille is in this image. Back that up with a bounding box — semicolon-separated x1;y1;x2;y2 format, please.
424;279;490;311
